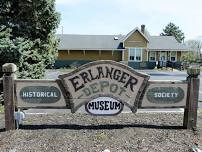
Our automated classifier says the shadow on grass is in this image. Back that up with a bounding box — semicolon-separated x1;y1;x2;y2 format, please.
17;123;185;131
0;124;186;132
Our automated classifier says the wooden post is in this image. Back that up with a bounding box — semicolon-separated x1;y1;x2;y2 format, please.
183;65;200;129
2;63;17;131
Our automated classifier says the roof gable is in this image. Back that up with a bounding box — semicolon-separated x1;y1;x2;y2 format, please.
122;27;149;43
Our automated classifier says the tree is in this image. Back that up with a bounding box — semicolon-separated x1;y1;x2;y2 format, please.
161;22;185;43
181;39;202;65
181;52;197;63
185;40;202;59
0;0;60;78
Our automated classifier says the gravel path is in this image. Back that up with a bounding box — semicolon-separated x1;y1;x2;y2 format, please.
0;112;201;152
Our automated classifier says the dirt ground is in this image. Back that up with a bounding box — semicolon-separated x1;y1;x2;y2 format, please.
0;112;201;152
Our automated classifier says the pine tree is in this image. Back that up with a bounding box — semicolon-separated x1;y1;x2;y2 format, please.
161;22;185;43
0;0;60;78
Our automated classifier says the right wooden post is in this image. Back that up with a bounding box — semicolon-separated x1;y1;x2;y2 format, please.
183;65;200;129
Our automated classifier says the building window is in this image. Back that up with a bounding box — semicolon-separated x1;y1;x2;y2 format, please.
149;51;156;61
170;51;177;62
129;49;135;60
129;48;142;61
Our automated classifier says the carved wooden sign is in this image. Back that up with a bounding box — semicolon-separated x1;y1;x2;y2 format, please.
85;97;124;116
20;86;61;103
59;60;149;114
15;80;69;108
140;81;188;108
14;61;189;116
2;62;199;130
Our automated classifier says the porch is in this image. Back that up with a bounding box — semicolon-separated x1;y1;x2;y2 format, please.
127;50;182;69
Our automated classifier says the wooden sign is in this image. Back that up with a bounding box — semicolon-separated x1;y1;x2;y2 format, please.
2;62;200;130
85;97;124;115
140;81;188;108
59;60;149;114
15;79;69;108
20;86;61;103
14;62;188;113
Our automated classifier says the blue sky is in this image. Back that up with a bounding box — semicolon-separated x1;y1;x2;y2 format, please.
55;0;202;40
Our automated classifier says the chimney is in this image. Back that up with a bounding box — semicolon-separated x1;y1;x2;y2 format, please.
141;24;145;34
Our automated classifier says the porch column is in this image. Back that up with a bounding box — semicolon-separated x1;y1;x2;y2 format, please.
156;51;160;61
122;50;125;61
167;51;170;61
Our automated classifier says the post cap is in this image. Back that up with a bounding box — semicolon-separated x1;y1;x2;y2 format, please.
2;63;17;73
187;65;200;76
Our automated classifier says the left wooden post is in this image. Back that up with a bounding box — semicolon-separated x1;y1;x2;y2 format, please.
2;63;17;131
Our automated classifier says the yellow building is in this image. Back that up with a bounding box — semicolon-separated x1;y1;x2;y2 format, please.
56;25;189;69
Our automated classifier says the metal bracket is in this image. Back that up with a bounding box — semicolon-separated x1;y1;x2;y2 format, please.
14;110;25;129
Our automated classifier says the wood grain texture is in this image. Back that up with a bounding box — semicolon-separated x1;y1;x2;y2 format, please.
3;75;15;130
2;63;17;131
183;66;200;129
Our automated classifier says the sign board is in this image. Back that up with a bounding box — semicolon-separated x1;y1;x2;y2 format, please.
2;62;200;130
140;81;188;108
15;79;69;108
59;60;149;114
20;86;61;103
85;97;124;116
14;61;188;115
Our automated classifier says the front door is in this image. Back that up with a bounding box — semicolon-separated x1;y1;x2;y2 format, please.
160;51;167;62
159;51;167;67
